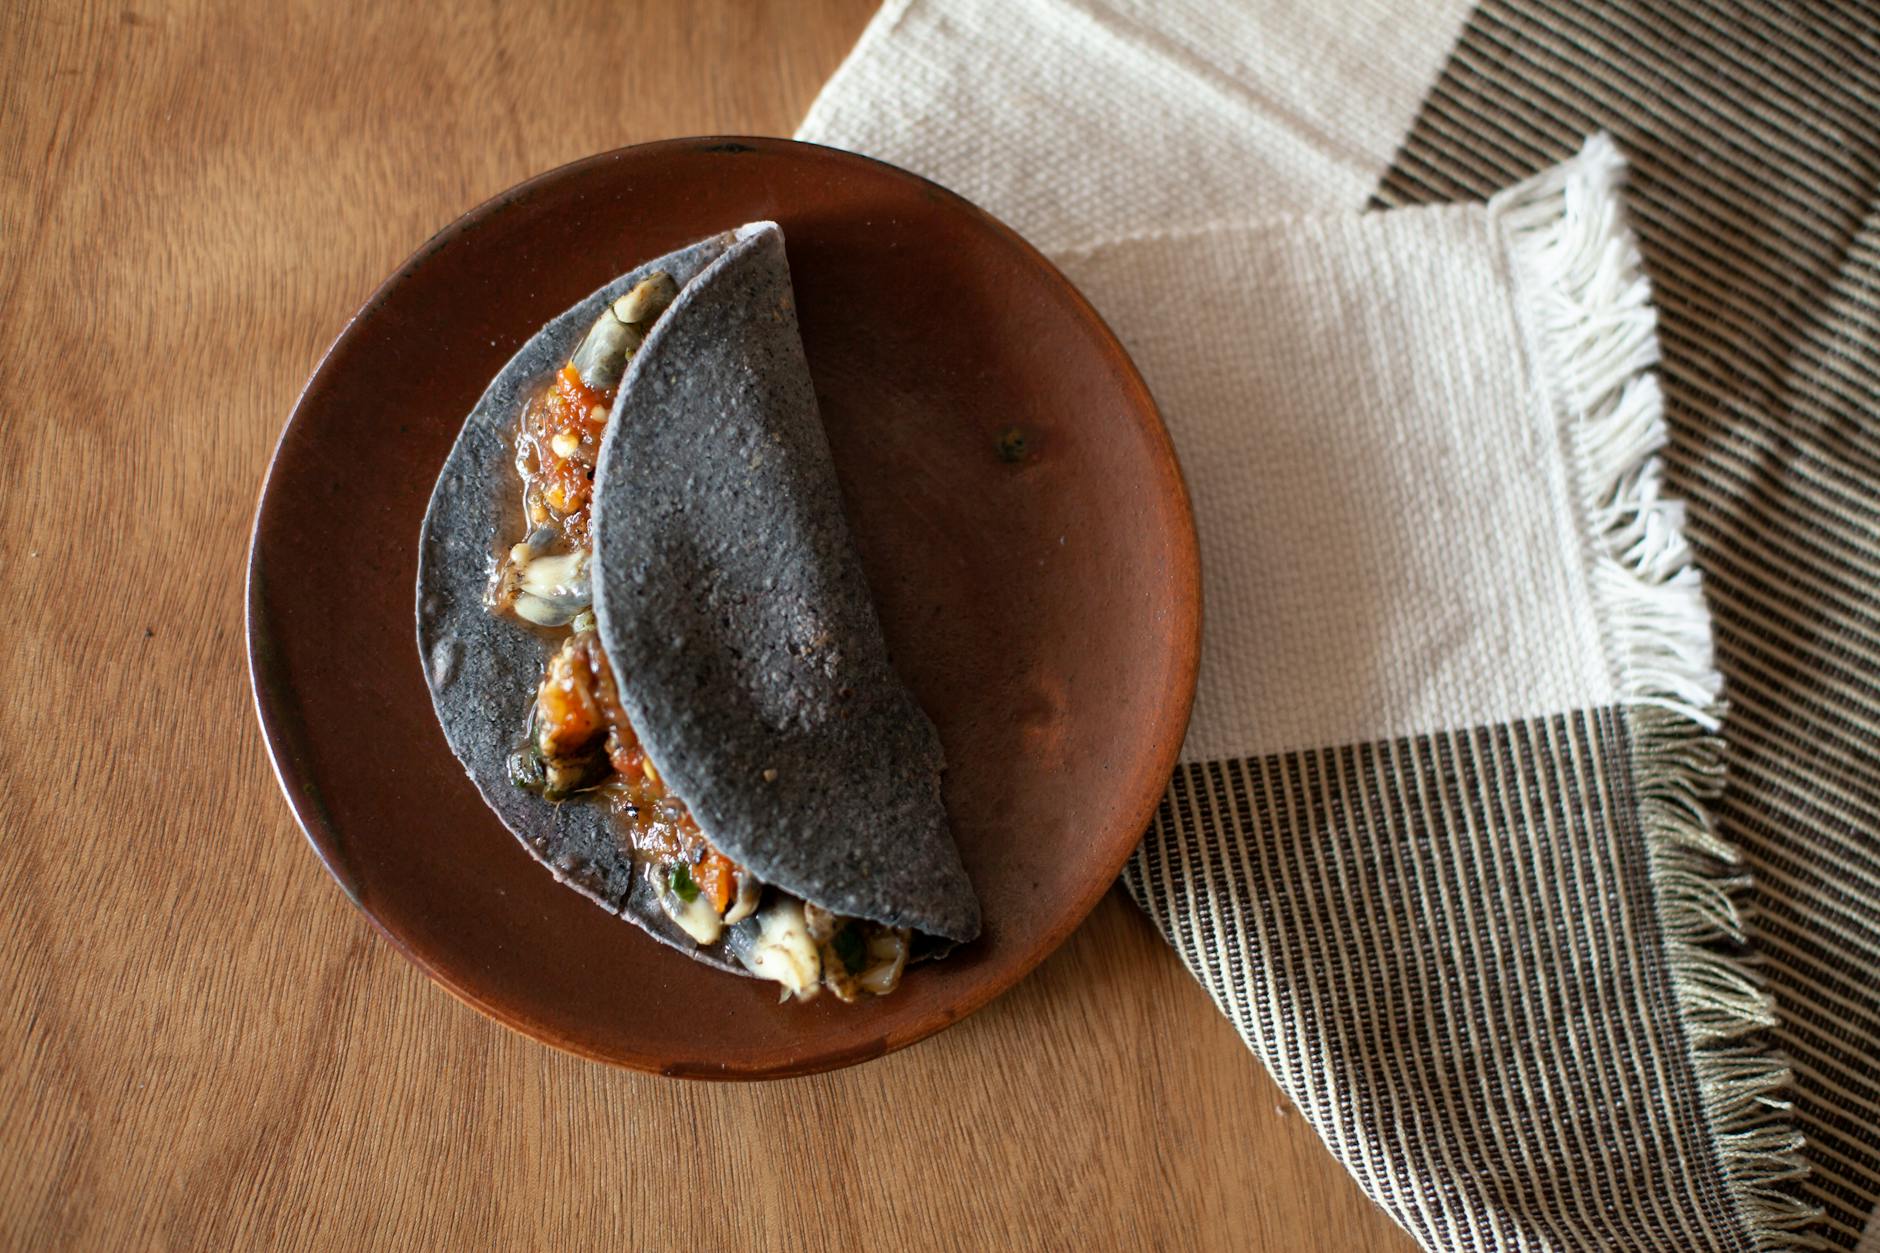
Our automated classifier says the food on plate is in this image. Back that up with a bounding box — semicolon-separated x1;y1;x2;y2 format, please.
417;223;979;1001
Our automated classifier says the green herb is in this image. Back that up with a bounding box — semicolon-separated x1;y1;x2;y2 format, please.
996;426;1029;463
670;862;699;903
832;925;866;974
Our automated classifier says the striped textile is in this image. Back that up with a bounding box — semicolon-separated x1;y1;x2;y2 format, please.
1369;3;1880;1245
1127;710;1761;1249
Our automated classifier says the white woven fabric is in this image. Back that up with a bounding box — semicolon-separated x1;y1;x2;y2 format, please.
800;0;1473;250
1052;211;1612;759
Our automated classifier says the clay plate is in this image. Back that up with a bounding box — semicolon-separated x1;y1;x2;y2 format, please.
248;137;1200;1079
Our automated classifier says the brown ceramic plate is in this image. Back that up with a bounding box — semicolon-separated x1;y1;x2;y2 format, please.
248;137;1199;1079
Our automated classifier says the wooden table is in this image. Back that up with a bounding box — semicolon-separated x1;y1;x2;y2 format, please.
2;2;1418;1246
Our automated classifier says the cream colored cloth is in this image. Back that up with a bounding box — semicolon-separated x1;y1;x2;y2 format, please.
801;0;1472;249
1053;210;1618;760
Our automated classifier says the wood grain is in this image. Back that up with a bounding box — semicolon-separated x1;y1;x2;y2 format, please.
0;1;1419;1247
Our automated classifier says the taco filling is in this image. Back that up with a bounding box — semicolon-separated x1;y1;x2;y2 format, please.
490;274;909;1002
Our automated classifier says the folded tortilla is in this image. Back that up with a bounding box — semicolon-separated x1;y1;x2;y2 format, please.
417;223;979;982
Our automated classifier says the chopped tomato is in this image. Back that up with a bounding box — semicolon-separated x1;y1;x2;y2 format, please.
535;637;604;756
519;367;613;546
607;734;642;779
692;851;737;914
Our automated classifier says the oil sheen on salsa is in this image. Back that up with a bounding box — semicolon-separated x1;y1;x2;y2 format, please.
518;365;609;548
512;368;746;912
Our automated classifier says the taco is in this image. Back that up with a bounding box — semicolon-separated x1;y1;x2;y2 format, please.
417;222;979;1002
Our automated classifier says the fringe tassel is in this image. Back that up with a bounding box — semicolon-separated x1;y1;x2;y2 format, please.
1491;134;1824;1250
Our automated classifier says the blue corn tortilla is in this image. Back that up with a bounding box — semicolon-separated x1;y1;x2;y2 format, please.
416;223;978;977
592;222;979;945
417;231;743;972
